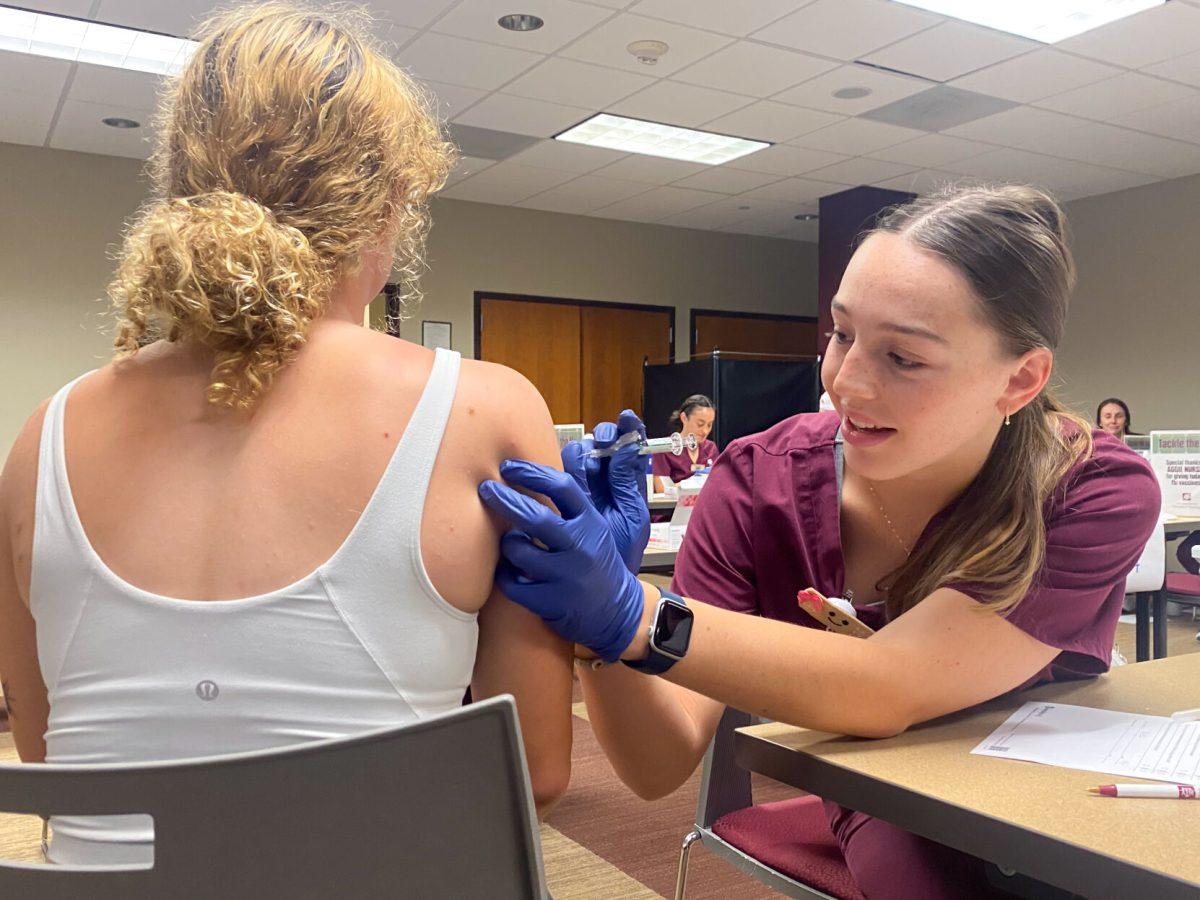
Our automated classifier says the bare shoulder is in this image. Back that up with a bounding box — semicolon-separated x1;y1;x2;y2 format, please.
0;397;52;513
455;359;556;462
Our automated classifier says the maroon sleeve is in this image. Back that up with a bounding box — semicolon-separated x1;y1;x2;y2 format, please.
954;443;1160;678
650;451;671;479
671;441;760;615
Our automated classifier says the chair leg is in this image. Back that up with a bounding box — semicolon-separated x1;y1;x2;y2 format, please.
1135;593;1150;662
1153;590;1168;659
674;829;702;900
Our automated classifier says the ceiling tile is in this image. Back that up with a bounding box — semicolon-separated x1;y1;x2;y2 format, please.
725;143;848;176
690;194;804;221
516;173;648;213
949;49;1121;104
592;154;707;184
14;1;94;15
875;168;961;196
384;24;419;48
399;33;543;90
49;98;157;160
629;0;802;37
609;80;752;128
862;22;1036;84
1143;50;1200;89
452;93;590;137
656;203;753;232
773;65;930;116
508;139;627;173
741;177;849;204
504;57;654;109
1113;93;1200;144
702;101;843;143
425;81;488;119
560;13;734;77
751;0;940;62
791;118;925;155
591;185;726;221
1037;121;1200;178
0;87;56;146
1057;2;1200;69
938;147;1085;190
669;166;784;194
68;63;164;110
371;0;461;30
672;41;836;97
943;106;1088;150
440;161;579;204
0;50;71;98
1036;71;1195;120
94;0;218;38
868;133;992;168
723;201;814;236
432;0;613;53
444;155;496;187
805;156;915;186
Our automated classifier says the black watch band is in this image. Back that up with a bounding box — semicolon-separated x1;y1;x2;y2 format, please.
622;590;692;675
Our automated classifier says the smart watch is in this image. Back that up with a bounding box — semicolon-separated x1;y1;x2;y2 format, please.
622;590;693;675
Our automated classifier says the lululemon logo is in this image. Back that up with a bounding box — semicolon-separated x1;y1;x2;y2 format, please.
195;680;220;701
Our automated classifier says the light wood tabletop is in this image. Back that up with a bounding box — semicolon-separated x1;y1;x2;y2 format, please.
736;654;1200;900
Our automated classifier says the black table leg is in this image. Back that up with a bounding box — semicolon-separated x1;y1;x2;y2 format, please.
1135;592;1150;662
1153;590;1168;659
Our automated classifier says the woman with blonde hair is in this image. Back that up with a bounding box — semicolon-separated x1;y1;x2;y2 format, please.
481;185;1160;898
0;3;572;865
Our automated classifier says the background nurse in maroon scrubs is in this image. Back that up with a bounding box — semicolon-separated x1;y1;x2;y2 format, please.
652;394;720;492
481;185;1161;900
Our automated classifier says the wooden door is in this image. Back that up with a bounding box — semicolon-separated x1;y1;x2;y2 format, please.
693;312;817;358
478;298;581;423
580;305;672;429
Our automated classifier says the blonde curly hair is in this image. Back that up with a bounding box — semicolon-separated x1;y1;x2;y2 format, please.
109;2;454;408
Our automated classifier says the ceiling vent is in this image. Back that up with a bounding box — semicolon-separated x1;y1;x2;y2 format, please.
861;85;1017;132
445;124;541;161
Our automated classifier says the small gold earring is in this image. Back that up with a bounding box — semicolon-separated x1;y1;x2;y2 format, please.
1004;411;1011;426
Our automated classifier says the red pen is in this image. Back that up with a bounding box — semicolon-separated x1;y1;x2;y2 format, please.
1087;784;1199;798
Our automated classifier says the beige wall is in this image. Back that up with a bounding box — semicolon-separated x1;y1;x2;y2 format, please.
1061;174;1200;432
0;142;816;453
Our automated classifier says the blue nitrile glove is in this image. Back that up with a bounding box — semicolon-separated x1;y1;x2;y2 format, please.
479;461;646;664
560;409;650;573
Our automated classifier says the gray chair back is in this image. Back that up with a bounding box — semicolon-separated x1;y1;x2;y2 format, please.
0;695;546;899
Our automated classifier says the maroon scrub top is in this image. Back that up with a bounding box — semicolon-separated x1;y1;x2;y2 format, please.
671;410;1160;899
652;439;720;484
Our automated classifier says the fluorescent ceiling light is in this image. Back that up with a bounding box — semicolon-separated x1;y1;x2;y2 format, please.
555;113;769;165
890;0;1166;43
0;6;197;74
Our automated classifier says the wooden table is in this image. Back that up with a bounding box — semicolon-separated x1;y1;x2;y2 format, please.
735;654;1200;900
1136;515;1200;660
0;734;43;865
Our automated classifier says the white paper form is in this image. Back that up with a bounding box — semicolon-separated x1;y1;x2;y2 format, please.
972;702;1200;783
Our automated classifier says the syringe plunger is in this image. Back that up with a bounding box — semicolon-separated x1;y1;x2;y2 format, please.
588;431;697;458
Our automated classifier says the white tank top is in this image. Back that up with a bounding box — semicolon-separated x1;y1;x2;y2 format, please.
30;348;478;866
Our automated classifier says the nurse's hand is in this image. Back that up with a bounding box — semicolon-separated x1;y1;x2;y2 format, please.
560;409;650;572
479;462;648;664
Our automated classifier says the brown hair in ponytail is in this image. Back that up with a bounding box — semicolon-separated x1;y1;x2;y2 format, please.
109;2;453;408
669;394;715;433
872;185;1093;618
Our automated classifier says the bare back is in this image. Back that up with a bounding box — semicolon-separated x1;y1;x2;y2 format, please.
49;321;523;610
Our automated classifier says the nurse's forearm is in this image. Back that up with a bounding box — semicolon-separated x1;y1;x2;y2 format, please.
660;599;917;739
578;661;717;800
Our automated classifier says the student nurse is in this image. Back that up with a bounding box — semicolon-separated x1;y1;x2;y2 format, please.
480;185;1160;899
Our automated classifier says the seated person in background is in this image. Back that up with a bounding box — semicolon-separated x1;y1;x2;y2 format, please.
652;394;720;492
1096;397;1135;438
0;2;572;866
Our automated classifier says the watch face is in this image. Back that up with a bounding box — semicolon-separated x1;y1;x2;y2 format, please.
653;599;693;658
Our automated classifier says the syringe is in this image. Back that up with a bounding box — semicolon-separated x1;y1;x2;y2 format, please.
588;430;698;458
